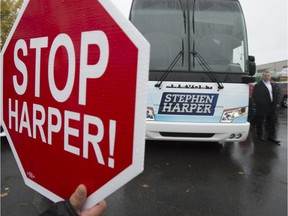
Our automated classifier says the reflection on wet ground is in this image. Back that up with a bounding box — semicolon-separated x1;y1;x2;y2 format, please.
104;109;287;216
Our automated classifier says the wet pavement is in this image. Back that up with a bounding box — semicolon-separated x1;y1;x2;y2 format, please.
1;109;287;216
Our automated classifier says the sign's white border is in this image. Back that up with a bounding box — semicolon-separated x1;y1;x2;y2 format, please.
1;0;150;209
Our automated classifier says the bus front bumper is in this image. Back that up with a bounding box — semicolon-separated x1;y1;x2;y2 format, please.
145;121;250;142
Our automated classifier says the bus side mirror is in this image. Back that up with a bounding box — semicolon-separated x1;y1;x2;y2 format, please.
248;55;256;76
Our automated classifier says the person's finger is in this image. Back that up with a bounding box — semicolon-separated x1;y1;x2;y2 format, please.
69;184;87;213
81;200;107;216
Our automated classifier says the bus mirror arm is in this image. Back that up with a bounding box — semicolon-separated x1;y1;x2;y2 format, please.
248;55;256;76
242;75;255;83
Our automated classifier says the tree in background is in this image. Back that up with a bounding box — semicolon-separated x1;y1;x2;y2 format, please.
1;0;23;50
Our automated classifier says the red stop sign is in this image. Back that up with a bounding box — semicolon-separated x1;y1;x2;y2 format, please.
1;0;149;208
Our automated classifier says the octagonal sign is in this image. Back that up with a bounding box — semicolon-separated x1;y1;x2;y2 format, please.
1;0;149;208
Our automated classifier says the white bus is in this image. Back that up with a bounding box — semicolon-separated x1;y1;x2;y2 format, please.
130;0;256;142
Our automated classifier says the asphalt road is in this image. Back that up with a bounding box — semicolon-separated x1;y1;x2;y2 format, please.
1;109;287;216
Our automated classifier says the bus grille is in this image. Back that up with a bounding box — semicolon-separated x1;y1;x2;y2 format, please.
159;132;214;138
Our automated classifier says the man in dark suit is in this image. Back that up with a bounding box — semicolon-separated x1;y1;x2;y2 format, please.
252;71;280;145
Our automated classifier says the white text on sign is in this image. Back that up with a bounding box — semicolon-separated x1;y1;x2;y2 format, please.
9;31;117;168
14;30;108;105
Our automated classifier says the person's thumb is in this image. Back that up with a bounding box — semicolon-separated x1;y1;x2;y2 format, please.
69;184;87;212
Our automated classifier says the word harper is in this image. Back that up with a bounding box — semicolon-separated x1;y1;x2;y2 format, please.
8;99;117;168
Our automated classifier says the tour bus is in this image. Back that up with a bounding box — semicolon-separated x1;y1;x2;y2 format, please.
129;0;256;142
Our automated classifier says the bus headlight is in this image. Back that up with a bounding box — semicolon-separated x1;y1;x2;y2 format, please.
221;107;247;123
146;107;155;120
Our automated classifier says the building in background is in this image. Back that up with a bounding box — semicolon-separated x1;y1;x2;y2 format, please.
256;60;288;81
254;60;288;107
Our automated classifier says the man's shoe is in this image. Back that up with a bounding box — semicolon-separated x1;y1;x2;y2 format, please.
268;138;281;145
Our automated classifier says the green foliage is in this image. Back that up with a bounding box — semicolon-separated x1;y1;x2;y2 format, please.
1;0;23;50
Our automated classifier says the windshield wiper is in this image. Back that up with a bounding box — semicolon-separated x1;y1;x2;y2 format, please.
155;40;184;88
154;50;184;88
190;0;223;90
191;51;224;90
179;0;186;33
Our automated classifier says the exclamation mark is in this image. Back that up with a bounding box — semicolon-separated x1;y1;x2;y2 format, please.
108;120;116;168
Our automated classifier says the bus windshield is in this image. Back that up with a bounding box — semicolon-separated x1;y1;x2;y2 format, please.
130;0;248;75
